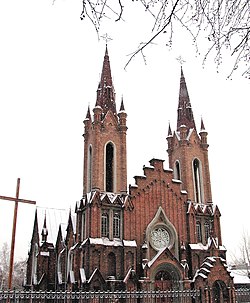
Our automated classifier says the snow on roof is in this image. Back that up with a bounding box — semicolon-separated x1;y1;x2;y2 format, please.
230;270;250;285
81;238;137;247
36;206;68;245
147;247;166;268
190;241;226;251
123;240;137;247
89;237;123;246
172;179;182;184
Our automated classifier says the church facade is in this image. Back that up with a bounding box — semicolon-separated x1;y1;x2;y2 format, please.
25;47;235;302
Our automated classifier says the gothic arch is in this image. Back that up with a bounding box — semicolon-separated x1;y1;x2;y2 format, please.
107;252;116;278
152;263;182;291
104;141;117;192
174;160;181;180
192;158;204;203
212;280;230;303
87;144;93;192
31;243;39;285
146;207;179;258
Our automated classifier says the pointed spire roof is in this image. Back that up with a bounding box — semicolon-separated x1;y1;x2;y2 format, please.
168;122;172;136
120;97;125;111
177;67;196;131
41;212;48;242
200;117;205;131
85;105;91;120
96;45;116;116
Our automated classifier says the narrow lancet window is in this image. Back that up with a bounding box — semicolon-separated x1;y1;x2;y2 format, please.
196;221;202;243
101;211;109;237
193;158;202;203
204;221;210;242
107;252;116;277
87;145;92;192
174;161;181;180
106;142;114;192
113;212;121;238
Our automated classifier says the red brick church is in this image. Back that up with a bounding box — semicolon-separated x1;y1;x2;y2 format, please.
25;46;235;302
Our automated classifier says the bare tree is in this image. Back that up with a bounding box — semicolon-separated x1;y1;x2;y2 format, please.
79;0;249;77
0;243;26;290
230;232;250;278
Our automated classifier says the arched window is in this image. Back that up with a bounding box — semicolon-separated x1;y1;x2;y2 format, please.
174;160;181;180
196;221;202;243
193;158;202;203
113;212;121;238
105;142;114;192
32;243;39;285
204;220;210;242
107;252;116;277
67;248;75;283
81;211;86;241
101;211;109;237
212;280;229;303
57;248;65;285
87;145;92;192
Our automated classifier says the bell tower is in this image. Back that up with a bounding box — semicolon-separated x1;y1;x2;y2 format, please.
83;46;127;194
167;67;212;204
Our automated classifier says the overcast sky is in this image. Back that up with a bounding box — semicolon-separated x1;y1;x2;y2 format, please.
0;0;249;263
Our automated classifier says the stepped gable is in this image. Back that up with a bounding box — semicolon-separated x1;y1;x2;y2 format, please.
129;158;186;197
193;256;232;284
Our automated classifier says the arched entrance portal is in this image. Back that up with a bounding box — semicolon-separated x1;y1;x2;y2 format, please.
153;264;181;291
212;280;230;303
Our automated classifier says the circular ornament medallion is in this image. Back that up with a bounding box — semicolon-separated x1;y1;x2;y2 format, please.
150;227;170;250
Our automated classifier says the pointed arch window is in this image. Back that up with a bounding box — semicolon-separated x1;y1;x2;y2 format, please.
174;160;181;180
196;221;202;243
101;211;109;237
105;142;114;192
193;158;202;203
113;212;121;238
204;220;210;242
32;243;39;285
87;145;93;192
81;211;86;241
107;252;116;277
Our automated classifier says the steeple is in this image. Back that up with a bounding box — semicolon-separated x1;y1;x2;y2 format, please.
177;67;196;131
83;46;128;194
96;45;116;116
41;213;48;242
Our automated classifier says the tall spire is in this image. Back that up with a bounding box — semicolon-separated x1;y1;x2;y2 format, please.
96;45;116;116
177;67;196;131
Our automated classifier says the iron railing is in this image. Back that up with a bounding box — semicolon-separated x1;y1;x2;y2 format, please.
0;290;200;303
235;288;250;303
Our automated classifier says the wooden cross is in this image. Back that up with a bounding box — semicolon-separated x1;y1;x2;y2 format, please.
0;178;36;289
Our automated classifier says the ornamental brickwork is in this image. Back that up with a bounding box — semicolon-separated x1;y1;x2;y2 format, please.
26;47;236;302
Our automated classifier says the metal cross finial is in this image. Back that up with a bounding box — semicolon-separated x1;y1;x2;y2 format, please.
101;33;113;44
176;56;186;65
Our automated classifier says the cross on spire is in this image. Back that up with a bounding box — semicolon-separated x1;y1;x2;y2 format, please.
100;33;113;44
0;178;36;289
176;55;186;65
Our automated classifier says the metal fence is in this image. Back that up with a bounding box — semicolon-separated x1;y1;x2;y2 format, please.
0;290;200;303
235;288;250;303
1;288;249;303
